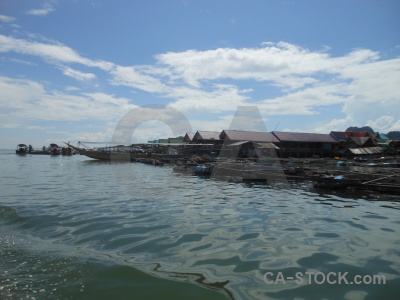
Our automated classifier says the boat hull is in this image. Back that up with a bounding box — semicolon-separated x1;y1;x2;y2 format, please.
64;143;184;161
29;151;50;155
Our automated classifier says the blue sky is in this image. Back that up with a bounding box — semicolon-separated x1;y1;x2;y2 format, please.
0;0;399;148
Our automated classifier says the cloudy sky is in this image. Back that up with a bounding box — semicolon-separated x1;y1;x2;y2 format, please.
1;0;399;148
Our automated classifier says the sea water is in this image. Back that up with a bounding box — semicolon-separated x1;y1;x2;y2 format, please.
0;150;399;299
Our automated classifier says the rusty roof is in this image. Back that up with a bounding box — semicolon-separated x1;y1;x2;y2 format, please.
273;131;338;143
220;130;279;143
226;141;279;149
193;131;221;141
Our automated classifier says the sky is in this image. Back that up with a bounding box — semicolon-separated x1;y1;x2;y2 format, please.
0;0;399;148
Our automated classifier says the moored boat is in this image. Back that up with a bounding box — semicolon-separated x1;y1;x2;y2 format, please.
16;144;28;154
28;145;50;155
64;142;184;161
50;144;61;155
29;149;51;155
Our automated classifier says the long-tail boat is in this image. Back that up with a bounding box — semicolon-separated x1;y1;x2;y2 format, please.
63;142;185;162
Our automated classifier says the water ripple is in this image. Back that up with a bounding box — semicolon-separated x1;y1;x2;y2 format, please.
1;152;400;299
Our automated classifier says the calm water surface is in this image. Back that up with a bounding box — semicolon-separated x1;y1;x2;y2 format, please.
0;150;399;299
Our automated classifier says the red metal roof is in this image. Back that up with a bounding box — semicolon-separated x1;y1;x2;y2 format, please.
344;131;372;138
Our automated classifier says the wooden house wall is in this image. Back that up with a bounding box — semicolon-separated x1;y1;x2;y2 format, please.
277;141;335;158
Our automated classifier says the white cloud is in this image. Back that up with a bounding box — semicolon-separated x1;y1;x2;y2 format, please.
155;43;380;90
71;120;179;145
315;116;354;134
0;34;114;70
366;116;400;133
8;58;37;66
65;86;80;91
82;92;135;108
149;43;399;130
251;82;351;116
168;84;248;114
60;66;96;81
0;76;136;125
0;34;89;64
26;4;55;16
388;119;400;132
1;31;399;138
189;117;232;133
127;120;176;143
109;65;169;93
74;130;115;144
1;123;23;129
0;15;16;22
26;125;54;131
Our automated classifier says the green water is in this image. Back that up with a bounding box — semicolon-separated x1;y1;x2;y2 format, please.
0;150;399;299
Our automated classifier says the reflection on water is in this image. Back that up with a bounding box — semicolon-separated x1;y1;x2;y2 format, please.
0;150;399;299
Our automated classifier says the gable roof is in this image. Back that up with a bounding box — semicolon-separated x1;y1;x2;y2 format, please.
183;132;195;142
193;131;221;141
227;141;280;149
220;130;279;143
330;131;348;141
273;131;337;143
378;133;390;140
350;136;374;146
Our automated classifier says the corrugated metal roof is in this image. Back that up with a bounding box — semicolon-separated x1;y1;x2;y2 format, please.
345;131;372;138
350;137;372;146
226;141;279;149
370;133;379;139
220;130;279;143
227;141;250;146
273;131;338;143
330;131;348;141
256;142;280;149
379;133;390;140
372;132;390;140
193;131;221;141
183;132;195;142
348;147;382;155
